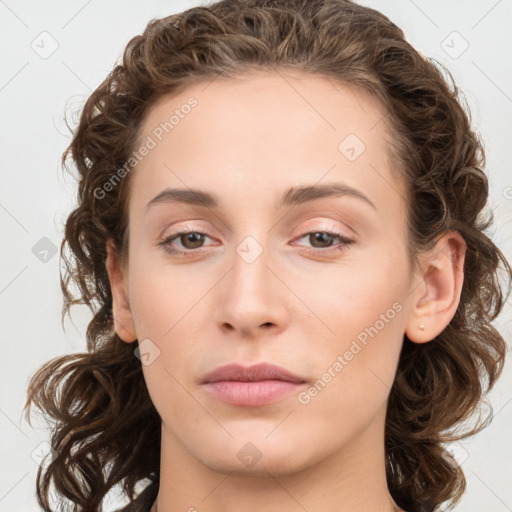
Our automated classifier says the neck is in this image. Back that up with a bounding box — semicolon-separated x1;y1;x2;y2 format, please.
152;404;403;512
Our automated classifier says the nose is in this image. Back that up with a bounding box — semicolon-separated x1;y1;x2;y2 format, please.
214;237;289;338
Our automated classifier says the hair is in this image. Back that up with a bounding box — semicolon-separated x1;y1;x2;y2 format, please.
24;0;511;511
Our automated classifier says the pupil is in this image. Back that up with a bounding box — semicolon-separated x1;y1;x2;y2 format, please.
313;232;332;247
184;232;203;248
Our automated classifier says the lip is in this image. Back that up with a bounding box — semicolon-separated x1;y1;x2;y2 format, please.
201;363;307;407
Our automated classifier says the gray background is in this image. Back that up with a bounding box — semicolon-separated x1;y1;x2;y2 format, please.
0;0;511;510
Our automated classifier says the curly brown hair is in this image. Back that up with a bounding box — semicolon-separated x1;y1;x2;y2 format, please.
24;0;511;511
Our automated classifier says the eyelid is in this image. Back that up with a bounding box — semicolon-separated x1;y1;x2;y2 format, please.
158;220;213;240
159;219;354;243
291;219;354;237
291;213;360;238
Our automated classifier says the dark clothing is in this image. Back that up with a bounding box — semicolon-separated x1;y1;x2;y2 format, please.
114;479;433;512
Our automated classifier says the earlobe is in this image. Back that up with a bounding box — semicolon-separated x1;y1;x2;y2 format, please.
405;231;466;344
106;241;137;343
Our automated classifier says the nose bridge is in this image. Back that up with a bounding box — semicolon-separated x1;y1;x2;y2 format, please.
215;231;285;334
230;233;271;305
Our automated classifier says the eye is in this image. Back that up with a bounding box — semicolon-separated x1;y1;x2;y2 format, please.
293;230;354;254
159;230;214;256
158;229;354;257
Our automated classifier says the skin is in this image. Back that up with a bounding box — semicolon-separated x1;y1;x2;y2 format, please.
107;70;466;512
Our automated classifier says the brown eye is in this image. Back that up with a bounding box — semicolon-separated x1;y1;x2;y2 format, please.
308;232;337;248
294;230;354;256
160;230;213;255
178;232;205;249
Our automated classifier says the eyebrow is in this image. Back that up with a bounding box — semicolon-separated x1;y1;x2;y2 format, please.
146;182;377;211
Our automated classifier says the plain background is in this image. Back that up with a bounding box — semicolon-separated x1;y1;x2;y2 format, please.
0;0;511;510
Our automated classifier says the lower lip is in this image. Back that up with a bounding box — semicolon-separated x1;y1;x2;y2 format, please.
203;380;304;406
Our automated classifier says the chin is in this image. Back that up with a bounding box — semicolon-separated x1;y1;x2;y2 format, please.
201;449;311;477
191;431;320;477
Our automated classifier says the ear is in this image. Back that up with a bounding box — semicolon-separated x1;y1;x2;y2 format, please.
106;241;137;343
405;231;466;343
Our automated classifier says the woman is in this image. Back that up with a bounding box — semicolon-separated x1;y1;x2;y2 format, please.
24;0;511;511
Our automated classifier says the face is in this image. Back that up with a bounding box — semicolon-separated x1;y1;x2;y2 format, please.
112;70;418;475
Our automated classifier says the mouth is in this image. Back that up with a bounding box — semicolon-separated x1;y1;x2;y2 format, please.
201;362;307;407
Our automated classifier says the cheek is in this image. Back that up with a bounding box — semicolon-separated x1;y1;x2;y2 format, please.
297;251;407;341
299;252;408;394
127;252;212;339
126;258;213;412
294;277;406;444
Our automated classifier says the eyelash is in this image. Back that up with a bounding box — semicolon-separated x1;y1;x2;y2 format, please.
158;229;354;257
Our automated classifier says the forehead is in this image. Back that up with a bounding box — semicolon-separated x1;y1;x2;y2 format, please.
129;70;405;217
138;70;390;148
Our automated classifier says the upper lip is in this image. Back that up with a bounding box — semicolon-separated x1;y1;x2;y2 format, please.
201;363;306;384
